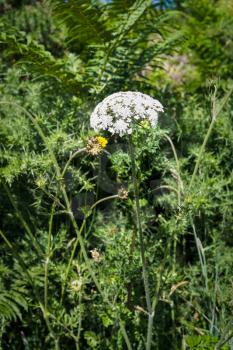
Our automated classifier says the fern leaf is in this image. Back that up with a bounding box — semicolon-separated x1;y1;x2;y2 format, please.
50;0;111;49
113;0;152;38
0;29;90;96
0;289;27;321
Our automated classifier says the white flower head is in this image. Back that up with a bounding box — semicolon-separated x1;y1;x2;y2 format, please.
90;91;164;136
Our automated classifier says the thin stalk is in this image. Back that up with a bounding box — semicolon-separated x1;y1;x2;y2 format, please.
172;238;177;275
60;194;119;302
171;300;177;348
40;188;65;210
146;214;176;350
61;148;86;178
3;183;43;256
191;218;208;292
180;295;219;332
128;137;153;350
90;194;119;211
164;134;183;207
60;218;86;302
146;312;155;350
210;264;218;335
59;172;132;349
48;313;83;344
55;339;60;350
215;333;233;350
119;323;133;350
128;139;151;312
151;185;179;196
44;199;57;315
189;85;233;190
214;318;233;350
160;135;183;275
76;293;82;350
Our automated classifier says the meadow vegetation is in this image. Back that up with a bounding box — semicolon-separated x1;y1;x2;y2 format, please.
0;0;233;349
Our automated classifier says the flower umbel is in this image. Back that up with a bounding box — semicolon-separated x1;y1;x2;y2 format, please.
90;91;164;136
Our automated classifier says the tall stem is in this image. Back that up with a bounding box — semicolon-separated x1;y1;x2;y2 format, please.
3;183;43;256
44;199;56;314
128;137;153;350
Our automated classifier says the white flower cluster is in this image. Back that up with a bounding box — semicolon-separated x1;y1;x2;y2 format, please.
90;91;164;136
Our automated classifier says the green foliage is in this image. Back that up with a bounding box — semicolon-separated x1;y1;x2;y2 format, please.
185;335;229;350
0;264;28;322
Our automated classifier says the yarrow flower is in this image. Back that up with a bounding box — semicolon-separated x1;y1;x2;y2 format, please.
90;91;164;136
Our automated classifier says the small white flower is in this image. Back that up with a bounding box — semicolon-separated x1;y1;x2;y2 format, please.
90;91;164;136
114;119;129;136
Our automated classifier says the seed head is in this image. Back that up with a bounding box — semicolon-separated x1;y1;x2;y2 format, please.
86;136;108;155
90;248;102;263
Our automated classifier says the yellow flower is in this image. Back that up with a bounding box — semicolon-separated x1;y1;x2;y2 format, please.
96;136;108;148
86;136;108;155
139;120;150;129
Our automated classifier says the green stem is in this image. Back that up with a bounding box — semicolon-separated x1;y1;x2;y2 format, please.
61;148;86;178
214;323;233;350
190;216;208;292
3;183;43;256
128;139;151;312
189;115;216;190
60;194;119;302
55;339;60;350
44;199;56;315
164;134;183;207
148;237;174;349
76;293;82;350
128;137;153;350
146;312;155;350
60;218;86;303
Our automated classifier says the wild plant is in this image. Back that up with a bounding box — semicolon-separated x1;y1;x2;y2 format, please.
1;1;233;349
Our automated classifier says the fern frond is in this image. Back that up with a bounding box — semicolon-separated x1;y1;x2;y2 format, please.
106;0;136;14
49;0;111;49
0;29;90;96
86;10;180;95
112;0;152;38
0;287;28;321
